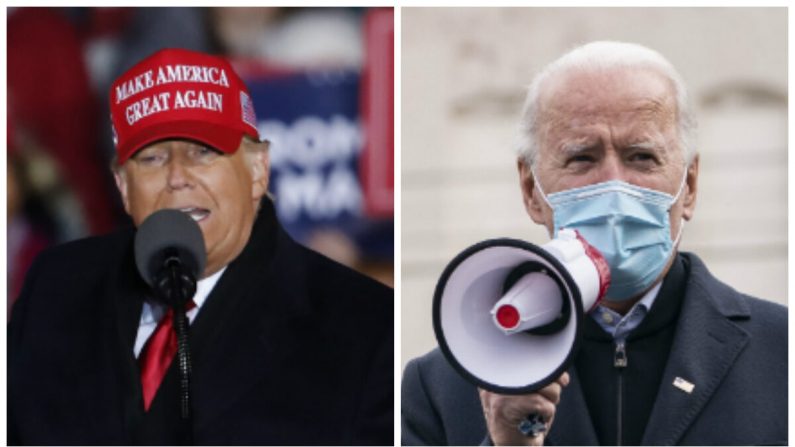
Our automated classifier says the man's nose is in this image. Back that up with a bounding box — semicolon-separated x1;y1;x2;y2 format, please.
166;159;194;190
595;151;625;183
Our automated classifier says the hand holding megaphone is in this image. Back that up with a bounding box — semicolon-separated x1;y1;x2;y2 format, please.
479;372;570;446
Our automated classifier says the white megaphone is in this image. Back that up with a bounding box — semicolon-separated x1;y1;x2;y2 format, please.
432;229;610;394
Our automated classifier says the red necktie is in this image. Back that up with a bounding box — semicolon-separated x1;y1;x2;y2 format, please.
139;301;196;411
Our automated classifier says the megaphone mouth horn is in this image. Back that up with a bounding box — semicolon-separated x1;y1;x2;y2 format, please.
432;238;586;395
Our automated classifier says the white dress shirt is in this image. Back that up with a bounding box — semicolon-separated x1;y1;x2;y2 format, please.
133;267;226;358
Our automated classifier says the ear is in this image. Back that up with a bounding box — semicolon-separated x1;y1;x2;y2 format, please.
518;159;546;225
113;168;132;215
248;142;271;202
681;154;699;221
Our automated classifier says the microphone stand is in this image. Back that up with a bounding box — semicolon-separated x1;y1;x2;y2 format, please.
161;253;195;445
173;306;193;445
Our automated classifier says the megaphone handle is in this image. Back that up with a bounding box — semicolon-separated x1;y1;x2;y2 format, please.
518;413;547;438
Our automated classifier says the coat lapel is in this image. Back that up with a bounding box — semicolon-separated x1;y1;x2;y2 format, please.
641;255;750;445
187;205;281;425
188;260;277;423
547;367;600;446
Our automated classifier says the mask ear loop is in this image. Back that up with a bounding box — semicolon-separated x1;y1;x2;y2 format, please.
670;164;690;247
669;165;690;209
530;165;553;208
530;166;560;238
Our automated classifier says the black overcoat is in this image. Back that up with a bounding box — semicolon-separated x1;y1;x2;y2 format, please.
402;253;787;446
10;200;394;445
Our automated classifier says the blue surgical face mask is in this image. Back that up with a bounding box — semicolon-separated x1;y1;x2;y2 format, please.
534;172;687;301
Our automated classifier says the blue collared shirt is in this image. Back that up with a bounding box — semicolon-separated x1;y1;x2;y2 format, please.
590;282;662;341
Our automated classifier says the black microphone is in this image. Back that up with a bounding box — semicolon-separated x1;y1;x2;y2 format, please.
134;208;207;436
134;209;206;307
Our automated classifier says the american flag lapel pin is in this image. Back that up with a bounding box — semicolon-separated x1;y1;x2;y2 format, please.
673;376;695;394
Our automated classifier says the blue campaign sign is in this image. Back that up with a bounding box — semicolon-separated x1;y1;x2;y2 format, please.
244;69;368;245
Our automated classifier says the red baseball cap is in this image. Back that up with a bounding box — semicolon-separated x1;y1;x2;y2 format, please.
109;48;260;164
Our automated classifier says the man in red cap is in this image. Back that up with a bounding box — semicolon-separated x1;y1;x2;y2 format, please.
9;48;393;445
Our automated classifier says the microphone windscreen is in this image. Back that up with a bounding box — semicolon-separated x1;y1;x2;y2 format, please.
134;209;207;286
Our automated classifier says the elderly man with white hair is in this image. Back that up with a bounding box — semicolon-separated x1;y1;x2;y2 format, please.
401;41;787;446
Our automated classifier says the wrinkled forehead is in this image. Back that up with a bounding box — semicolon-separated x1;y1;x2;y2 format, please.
537;66;678;123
